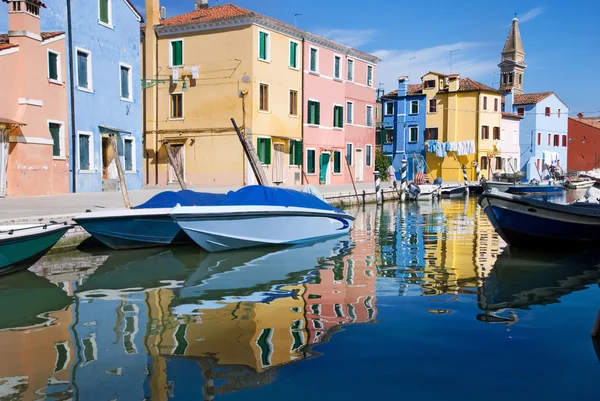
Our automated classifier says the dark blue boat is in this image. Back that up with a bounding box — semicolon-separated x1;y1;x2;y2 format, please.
505;184;564;195
479;190;600;250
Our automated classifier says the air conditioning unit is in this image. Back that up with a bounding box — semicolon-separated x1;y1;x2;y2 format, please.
159;6;167;20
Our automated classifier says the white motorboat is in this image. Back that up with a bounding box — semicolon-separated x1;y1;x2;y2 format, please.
563;178;595;190
440;184;469;199
407;183;441;201
482;181;514;192
170;186;355;252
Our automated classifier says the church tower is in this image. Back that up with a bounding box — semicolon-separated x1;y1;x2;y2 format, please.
499;17;526;95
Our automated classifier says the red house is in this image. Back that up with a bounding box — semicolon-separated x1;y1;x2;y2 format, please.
568;114;600;172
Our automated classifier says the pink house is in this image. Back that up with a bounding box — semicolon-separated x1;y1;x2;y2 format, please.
302;34;379;185
0;0;69;197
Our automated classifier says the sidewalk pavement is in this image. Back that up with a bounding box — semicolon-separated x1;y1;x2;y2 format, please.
0;182;379;222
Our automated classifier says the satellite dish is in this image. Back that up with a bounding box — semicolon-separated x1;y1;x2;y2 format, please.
241;75;251;83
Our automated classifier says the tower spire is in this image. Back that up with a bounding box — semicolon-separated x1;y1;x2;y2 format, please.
498;17;526;95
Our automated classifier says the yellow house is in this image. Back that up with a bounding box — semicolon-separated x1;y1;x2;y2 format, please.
422;72;503;181
142;0;303;187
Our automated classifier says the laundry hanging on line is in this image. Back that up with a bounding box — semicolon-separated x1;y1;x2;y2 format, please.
426;139;475;157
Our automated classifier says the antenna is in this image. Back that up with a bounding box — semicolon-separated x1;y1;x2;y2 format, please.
294;13;302;28
408;56;416;81
449;49;460;73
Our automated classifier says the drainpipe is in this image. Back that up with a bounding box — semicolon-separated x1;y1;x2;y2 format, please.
300;35;305;185
66;0;77;192
154;27;159;185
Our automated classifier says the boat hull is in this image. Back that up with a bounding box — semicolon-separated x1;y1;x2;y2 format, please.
409;184;441;201
441;185;469;199
74;208;187;250
0;224;70;273
505;185;564;195
171;206;354;252
479;191;600;250
482;181;514;192
564;180;595;190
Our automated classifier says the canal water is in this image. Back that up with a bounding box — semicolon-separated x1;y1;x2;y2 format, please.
1;197;599;401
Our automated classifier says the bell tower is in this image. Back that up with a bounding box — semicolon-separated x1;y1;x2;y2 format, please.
498;17;526;95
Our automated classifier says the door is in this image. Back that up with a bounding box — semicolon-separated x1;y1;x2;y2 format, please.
355;149;364;182
319;153;331;184
168;144;185;184
272;143;284;184
0;128;8;197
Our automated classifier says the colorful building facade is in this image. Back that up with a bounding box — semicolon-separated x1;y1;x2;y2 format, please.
0;0;69;197
381;76;427;180
567;114;600;172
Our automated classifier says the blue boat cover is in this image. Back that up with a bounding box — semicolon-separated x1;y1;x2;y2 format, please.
220;185;343;213
134;190;227;209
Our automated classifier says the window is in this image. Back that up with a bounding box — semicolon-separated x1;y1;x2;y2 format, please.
346;102;353;124
346;143;353;165
385;102;394;115
54;342;70;373
384;128;393;143
289;140;302;166
553;134;559;147
410;100;419;114
124;138;134;171
171;93;183;119
428;98;437;113
558;109;561;118
334;55;341;79
170;39;183;67
545;106;551;117
409;126;418;143
78;132;93;171
289;90;298;116
259;30;269;61
49;122;62;157
493;126;500;140
47;50;60;83
366;105;373;127
119;63;132;101
81;333;97;366
519;74;522;84
425;128;438;140
562;135;567;147
483;96;488;111
259;83;269;112
333;105;343;128
547;134;551;145
307;100;320;125
306;149;316;174
76;48;92;91
480;156;488;170
289;41;298;69
347;59;354;81
256;328;273;367
494;98;499;112
98;0;111;26
481;125;489;139
333;150;341;173
309;48;318;72
537;132;541;145
495;157;502;170
517;107;524;116
257;137;271;164
367;65;373;87
424;80;435;89
366;144;372;166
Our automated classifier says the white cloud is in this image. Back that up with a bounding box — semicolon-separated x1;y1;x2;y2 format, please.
372;42;500;94
313;29;379;49
518;7;543;23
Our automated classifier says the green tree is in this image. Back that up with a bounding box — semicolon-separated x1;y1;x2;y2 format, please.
375;148;391;180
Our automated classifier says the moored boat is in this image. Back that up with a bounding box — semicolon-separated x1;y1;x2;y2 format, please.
0;222;71;274
73;190;226;250
170;186;354;252
482;181;514;192
440;185;469;199
407;183;441;201
478;189;600;250
562;178;595;190
505;184;564;195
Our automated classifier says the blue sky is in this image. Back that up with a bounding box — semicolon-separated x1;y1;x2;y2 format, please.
1;0;598;115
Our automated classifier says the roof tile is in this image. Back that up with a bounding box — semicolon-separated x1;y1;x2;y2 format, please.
160;4;254;26
513;92;553;105
455;78;501;94
41;31;64;41
570;116;600;130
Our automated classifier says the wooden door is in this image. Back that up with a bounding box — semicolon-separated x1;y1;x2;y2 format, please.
355;149;364;181
168;144;185;184
273;143;284;184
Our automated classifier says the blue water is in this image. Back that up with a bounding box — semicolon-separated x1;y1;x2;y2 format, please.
1;197;599;401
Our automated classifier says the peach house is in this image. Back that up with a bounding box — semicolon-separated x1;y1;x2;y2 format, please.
303;35;379;185
0;0;69;197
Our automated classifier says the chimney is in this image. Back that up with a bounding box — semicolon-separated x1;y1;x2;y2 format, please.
195;0;208;10
7;0;43;37
504;88;513;111
577;112;584;119
448;75;460;92
397;76;408;97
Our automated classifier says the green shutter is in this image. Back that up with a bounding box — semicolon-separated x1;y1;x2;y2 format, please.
334;151;341;173
308;101;313;124
294;140;302;166
257;138;264;162
290;42;297;68
49;123;60;156
315;102;320;125
99;0;109;24
289;140;295;164
265;138;271;164
307;150;315;174
172;41;182;66
48;52;58;80
259;32;267;60
77;51;88;88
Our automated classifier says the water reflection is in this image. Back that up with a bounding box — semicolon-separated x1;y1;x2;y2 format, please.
0;197;599;399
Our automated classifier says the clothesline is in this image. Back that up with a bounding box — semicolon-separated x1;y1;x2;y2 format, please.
426;140;475;157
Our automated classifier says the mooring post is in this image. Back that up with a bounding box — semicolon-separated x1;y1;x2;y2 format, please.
374;170;382;204
462;164;468;183
401;159;408;202
473;161;482;182
362;190;366;205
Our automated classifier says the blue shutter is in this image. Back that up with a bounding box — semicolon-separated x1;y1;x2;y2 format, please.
79;135;89;170
120;66;130;99
77;51;88;88
124;140;133;171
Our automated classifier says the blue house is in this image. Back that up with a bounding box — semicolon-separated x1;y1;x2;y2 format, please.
381;77;427;180
41;0;144;192
504;91;569;180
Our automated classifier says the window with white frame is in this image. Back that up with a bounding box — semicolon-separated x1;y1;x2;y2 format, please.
48;121;64;158
98;0;112;27
47;50;61;83
333;150;341;173
258;30;270;61
309;47;318;73
76;48;92;91
289;40;299;69
306;149;316;174
346;143;353;165
78;131;93;171
347;59;354;81
410;100;419;114
385;102;393;115
334;55;342;79
366;144;372;166
366;105;373;127
346;101;353;124
409;126;418;143
119;63;132;101
123;137;134;172
170;39;183;67
259;83;269;112
367;65;373;87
